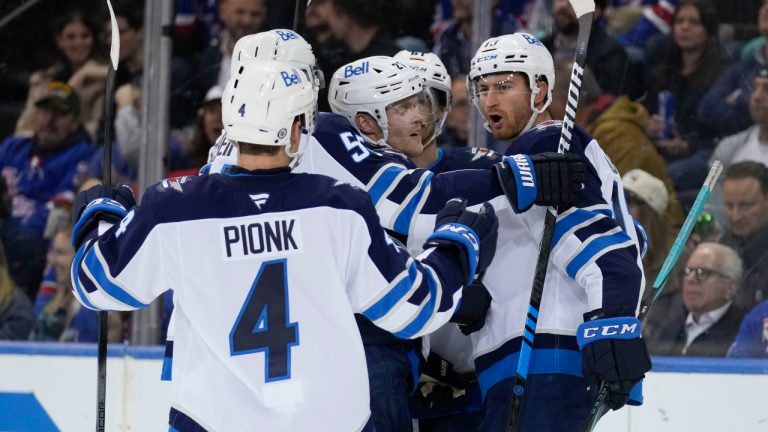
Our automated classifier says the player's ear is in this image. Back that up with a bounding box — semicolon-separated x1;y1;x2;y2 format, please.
355;113;382;139
534;79;548;109
289;117;302;153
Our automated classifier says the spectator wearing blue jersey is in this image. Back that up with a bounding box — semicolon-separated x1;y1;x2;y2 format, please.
0;81;94;233
728;299;768;358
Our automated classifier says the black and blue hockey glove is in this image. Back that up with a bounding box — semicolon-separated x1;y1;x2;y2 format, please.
450;279;492;335
424;198;498;285
493;152;585;213
72;184;136;248
577;311;652;411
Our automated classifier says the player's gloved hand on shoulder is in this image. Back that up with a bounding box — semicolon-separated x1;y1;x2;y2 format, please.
72;184;136;248
450;279;492;335
494;152;585;213
577;309;652;411
425;198;499;284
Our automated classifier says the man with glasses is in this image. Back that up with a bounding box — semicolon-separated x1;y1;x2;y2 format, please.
650;243;745;357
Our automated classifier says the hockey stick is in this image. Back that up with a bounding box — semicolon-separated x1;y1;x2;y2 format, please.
95;1;119;431
506;1;595;431
579;160;724;432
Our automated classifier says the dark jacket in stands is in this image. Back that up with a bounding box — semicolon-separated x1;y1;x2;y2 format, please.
720;226;768;312
650;304;745;357
542;26;644;100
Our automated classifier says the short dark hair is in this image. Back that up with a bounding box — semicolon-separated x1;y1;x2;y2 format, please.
238;143;282;156
724;161;768;195
332;0;387;28
111;0;144;30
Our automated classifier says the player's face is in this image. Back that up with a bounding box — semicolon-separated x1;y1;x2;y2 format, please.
475;73;533;140
386;92;435;157
56;20;93;68
723;177;768;238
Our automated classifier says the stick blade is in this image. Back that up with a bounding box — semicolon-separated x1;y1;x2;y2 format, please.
569;0;596;18
106;0;120;70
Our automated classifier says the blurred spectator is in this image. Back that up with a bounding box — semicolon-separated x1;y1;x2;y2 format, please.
0;240;35;341
708;66;768;208
15;11;108;141
650;242;745;357
174;85;224;176
304;0;334;45
109;0;145;89
623;169;674;290
197;0;268;93
548;60;603;128
31;224;122;342
433;0;518;77
645;0;729;192
0;81;94;233
719;161;768;311
710;66;768;172
440;74;470;148
0;177;45;299
728;299;768;358
549;60;686;228
617;0;676;50
543;0;644;99
697;0;768;139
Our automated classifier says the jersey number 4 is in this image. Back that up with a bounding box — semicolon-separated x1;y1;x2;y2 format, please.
229;259;299;382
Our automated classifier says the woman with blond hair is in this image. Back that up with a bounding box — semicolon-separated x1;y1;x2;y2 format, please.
0;240;35;340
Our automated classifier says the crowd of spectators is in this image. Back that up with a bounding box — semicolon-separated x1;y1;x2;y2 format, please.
0;0;766;358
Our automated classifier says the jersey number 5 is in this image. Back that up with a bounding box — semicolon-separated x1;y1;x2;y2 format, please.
229;259;299;382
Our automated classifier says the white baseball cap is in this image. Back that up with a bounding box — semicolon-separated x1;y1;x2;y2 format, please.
622;169;669;217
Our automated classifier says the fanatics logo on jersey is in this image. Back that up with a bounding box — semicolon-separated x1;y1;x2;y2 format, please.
220;216;303;260
250;193;269;209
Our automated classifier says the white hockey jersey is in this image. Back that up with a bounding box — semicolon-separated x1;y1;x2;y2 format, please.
205;114;644;399
71;168;473;431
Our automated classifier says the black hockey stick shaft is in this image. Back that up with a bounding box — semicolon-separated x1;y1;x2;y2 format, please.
96;1;120;431
506;1;595;430
578;161;723;432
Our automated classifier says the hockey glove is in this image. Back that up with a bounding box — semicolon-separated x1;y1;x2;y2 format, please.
425;199;498;284
493;152;585;213
422;352;471;390
72;184;136;249
450;279;492;335
577;315;652;411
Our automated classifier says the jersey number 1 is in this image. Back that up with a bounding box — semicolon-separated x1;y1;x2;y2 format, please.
229;259;299;382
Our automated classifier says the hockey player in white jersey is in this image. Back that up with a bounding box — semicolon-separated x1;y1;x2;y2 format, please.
467;33;652;431
69;59;501;432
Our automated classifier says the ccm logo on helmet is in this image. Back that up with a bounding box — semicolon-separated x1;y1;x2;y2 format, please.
275;30;298;41
281;69;302;87
581;322;639;339
344;61;370;78
475;54;498;63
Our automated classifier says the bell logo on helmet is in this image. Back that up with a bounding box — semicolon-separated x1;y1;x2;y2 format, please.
343;61;370;78
275;30;298;41
521;34;543;46
281;69;302;87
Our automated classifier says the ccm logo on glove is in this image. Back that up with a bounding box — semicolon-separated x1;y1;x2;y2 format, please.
581;322;639;339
